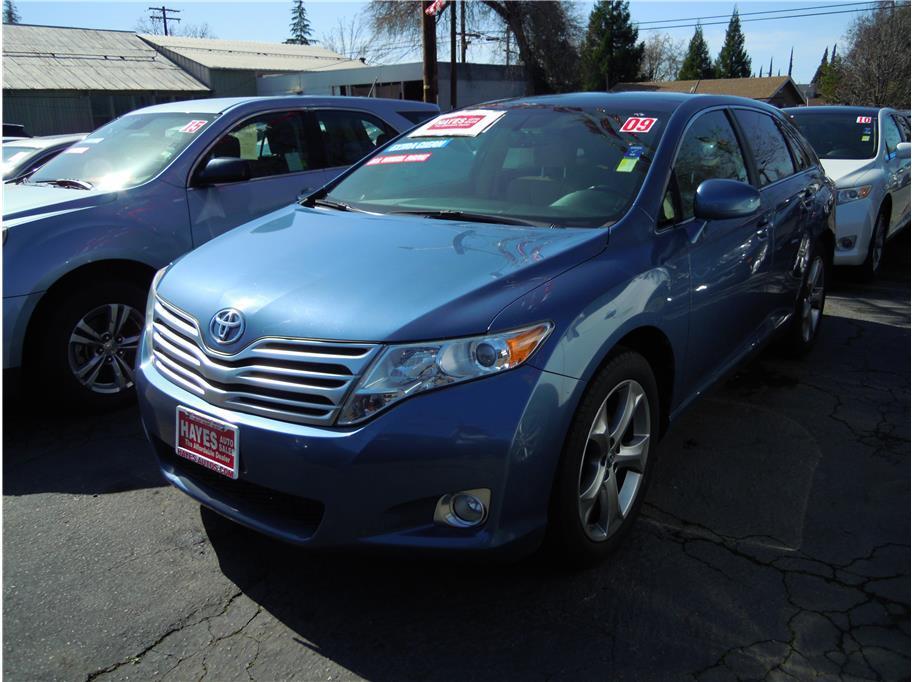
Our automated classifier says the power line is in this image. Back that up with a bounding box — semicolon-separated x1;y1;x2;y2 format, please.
638;4;909;31
147;5;181;37
634;0;881;25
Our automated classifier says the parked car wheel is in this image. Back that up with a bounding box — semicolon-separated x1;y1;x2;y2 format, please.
782;238;829;356
36;280;146;410
859;209;888;281
548;350;660;567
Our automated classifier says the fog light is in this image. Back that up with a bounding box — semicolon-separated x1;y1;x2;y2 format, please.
839;236;857;250
434;488;491;528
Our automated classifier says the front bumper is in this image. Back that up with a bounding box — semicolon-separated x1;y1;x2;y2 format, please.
833;197;876;266
137;356;579;555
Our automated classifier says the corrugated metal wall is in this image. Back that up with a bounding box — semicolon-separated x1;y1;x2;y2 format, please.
3;92;94;135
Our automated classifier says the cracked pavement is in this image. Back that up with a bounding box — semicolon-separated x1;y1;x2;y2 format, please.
4;235;909;681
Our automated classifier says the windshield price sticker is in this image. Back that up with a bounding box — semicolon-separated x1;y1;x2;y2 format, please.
179;120;208;134
620;117;658;133
856;116;873;124
366;153;432;166
63;146;90;154
411;110;506;137
386;139;451;153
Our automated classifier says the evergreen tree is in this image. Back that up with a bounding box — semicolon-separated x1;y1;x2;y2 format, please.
3;0;21;24
787;47;793;77
811;47;828;83
580;1;644;90
714;9;751;78
285;0;312;45
678;24;714;79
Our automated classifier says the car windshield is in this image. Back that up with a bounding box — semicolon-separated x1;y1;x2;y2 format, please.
787;111;878;160
29;112;216;190
323;105;667;227
1;145;41;178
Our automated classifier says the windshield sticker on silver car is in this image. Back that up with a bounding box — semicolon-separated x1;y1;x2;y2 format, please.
366;153;432;166
386;139;452;152
81;138;103;144
179;120;208;134
620;117;657;133
411;110;506;137
63;146;90;154
856;116;873;124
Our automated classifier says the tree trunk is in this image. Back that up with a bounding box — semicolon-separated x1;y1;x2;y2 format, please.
481;1;550;95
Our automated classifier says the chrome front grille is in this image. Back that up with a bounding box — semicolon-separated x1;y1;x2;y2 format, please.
150;296;380;426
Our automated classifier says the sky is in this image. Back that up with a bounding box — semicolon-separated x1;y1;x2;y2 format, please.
12;0;869;83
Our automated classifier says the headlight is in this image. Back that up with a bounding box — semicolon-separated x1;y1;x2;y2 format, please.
836;185;872;204
142;266;169;362
338;322;553;425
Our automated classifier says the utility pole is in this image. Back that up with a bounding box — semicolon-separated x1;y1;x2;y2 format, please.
450;0;457;110
460;0;466;63
421;1;438;104
148;5;180;36
505;28;510;68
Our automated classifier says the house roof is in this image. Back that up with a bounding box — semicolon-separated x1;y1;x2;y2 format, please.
612;76;804;103
2;24;209;92
140;35;367;73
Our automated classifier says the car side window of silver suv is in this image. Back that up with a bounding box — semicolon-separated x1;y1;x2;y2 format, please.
883;116;903;158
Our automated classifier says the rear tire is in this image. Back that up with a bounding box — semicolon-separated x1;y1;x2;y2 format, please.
546;350;660;568
33;280;146;411
782;238;828;357
858;210;887;282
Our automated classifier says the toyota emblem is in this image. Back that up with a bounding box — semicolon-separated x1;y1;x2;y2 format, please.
209;308;245;345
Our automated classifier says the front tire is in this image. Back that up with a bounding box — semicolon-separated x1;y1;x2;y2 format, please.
34;280;146;410
859;210;887;281
782;238;828;357
547;350;660;567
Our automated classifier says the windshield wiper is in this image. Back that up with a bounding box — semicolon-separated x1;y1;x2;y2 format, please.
389;209;550;227
310;198;368;213
33;178;94;190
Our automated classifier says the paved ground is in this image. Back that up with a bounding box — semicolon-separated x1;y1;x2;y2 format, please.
4;236;909;682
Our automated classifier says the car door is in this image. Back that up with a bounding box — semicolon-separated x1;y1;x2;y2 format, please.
731;108;807;320
663;108;770;392
883;113;911;233
186;109;335;246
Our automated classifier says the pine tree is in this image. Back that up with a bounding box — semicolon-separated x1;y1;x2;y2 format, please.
787;47;793;77
285;0;312;45
580;1;644;90
3;0;21;24
714;9;752;78
811;47;828;83
678;24;714;79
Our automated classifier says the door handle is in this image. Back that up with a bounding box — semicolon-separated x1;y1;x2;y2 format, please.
756;211;773;228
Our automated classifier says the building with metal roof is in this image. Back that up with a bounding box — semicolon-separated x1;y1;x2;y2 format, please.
140;35;367;99
2;24;210;135
611;76;806;108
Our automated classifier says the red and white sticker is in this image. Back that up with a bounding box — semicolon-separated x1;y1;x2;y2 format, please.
179;119;208;134
411;109;506;137
63;146;90;154
366;153;432;165
175;406;239;479
856;116;872;124
620;117;658;133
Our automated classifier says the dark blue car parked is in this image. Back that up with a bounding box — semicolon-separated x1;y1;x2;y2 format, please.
137;93;835;565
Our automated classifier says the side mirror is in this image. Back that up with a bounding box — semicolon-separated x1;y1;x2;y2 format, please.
195;157;250;186
693;178;761;220
895;142;911;160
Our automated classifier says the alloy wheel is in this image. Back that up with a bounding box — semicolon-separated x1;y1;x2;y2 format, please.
67;303;144;395
577;379;651;542
801;256;825;343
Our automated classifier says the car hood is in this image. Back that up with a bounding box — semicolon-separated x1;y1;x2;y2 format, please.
820;158;877;183
157;205;606;344
2;183;117;225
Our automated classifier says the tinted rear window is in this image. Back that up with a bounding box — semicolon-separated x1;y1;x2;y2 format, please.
787;111;878;160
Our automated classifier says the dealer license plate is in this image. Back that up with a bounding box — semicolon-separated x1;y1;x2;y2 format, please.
175;406;239;479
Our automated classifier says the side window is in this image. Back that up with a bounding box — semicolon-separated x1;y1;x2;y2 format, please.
203;111;313;180
733;109;796;186
883;116;902;156
780;122;812;171
314;110;397;168
893;114;910;141
674;110;749;221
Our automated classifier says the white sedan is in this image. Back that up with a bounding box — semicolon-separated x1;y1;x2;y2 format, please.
786;106;911;279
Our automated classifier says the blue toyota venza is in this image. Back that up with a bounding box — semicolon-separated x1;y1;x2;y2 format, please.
137;93;835;565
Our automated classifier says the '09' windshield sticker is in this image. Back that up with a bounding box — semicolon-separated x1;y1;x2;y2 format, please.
410;110;506;137
366;153;432;166
620;117;658;133
179;120;208;134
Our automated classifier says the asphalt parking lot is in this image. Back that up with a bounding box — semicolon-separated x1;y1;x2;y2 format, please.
4;234;910;682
